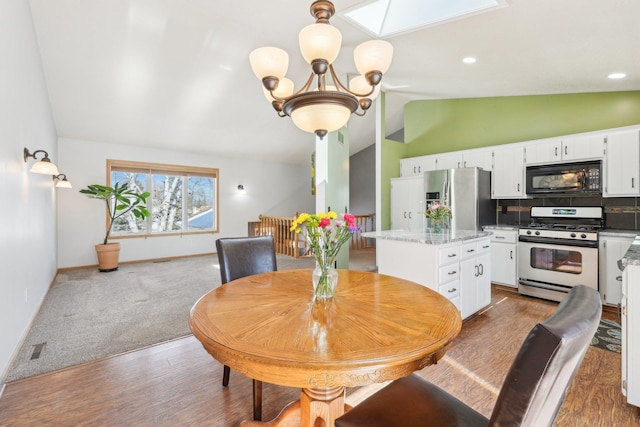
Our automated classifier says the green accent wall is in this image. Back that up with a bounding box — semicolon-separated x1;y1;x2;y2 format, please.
378;91;640;229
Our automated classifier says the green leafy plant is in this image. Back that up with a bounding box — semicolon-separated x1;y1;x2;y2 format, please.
80;183;150;245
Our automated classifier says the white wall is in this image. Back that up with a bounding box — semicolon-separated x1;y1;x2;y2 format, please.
57;137;314;268
0;0;58;380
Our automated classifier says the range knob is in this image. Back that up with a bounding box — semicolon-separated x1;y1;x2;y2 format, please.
535;231;541;236
526;230;532;235
570;233;576;238
581;233;587;239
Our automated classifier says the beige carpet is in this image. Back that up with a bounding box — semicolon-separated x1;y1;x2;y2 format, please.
5;249;376;382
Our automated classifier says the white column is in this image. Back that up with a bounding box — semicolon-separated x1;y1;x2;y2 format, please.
315;128;350;269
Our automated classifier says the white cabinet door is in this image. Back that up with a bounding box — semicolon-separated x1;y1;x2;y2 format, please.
390;177;424;231
462;149;493;171
491;242;517;287
525;138;562;165
604;130;640;197
562;134;605;161
492;146;526;199
459;238;491;319
400;156;437;176
436;153;463;170
600;236;634;305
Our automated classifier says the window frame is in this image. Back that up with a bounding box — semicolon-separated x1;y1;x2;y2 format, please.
107;159;219;239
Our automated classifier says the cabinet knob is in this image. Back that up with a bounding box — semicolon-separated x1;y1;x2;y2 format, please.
448;253;457;258
448;288;457;293
616;276;623;282
448;270;457;275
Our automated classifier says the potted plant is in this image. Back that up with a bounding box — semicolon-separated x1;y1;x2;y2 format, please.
80;183;150;272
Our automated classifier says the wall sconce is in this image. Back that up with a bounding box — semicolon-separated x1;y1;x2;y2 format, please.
24;147;59;175
53;174;72;188
237;184;245;192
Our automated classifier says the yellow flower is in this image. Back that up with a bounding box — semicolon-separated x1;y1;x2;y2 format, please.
318;212;327;219
328;211;337;219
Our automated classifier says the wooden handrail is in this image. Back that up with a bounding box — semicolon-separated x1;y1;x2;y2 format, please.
249;213;375;257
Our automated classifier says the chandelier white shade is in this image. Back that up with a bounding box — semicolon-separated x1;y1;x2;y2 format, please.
299;23;342;65
249;47;289;80
249;0;393;138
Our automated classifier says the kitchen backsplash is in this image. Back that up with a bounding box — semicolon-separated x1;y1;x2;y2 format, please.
496;197;640;230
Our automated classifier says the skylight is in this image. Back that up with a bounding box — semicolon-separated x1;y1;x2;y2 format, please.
342;0;508;38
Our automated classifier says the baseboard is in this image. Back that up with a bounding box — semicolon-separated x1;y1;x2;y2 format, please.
56;252;217;273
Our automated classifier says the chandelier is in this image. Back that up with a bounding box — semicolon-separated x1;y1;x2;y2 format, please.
249;0;393;139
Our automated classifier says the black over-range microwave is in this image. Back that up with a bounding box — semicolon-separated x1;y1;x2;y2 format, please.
525;160;602;196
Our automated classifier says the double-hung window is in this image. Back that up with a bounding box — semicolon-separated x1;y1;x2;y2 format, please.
108;160;219;237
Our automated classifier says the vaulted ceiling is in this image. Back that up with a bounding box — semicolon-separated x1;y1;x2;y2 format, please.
29;0;640;165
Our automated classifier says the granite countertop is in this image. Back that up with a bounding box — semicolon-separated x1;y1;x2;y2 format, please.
600;229;639;238
361;229;492;245
621;236;640;267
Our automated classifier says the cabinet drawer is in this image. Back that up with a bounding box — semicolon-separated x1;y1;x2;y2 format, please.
489;229;517;244
439;263;460;284
438;245;460;265
439;280;460;300
461;241;478;259
477;240;491;254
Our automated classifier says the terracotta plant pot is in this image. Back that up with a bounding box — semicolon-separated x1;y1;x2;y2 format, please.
95;242;121;272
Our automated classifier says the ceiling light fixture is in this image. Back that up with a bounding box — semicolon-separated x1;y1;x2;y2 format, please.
23;147;60;175
462;57;477;64
53;174;73;188
249;0;393;139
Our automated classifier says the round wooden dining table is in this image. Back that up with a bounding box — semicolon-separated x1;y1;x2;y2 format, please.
189;269;462;427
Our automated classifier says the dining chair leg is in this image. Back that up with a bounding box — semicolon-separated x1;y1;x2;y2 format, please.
253;379;263;421
222;365;230;387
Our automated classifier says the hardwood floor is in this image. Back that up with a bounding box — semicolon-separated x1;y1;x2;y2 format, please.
1;287;639;426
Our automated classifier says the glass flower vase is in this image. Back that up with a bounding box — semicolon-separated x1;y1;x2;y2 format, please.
312;261;338;300
427;217;448;233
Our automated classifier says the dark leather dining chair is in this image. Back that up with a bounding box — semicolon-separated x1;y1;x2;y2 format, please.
216;235;278;421
336;284;602;427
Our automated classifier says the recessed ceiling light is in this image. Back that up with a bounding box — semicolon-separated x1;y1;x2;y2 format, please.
462;57;477;64
608;73;626;79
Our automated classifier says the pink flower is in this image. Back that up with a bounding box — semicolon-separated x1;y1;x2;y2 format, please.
318;218;331;228
343;213;356;226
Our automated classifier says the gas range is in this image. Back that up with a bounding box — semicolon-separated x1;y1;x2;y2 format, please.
517;206;603;302
519;207;603;242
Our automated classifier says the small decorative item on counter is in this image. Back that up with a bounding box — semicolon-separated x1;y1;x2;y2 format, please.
290;211;359;299
422;202;452;233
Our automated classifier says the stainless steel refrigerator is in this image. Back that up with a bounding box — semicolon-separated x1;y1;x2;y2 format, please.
424;167;494;231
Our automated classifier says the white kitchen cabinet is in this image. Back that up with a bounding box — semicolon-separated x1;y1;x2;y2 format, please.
604;130;640;197
561;134;605;162
390;177;424;231
488;229;518;287
435;149;493;171
374;235;491;320
599;234;635;306
461;149;493;171
525;134;604;165
622;260;640;407
459;238;491;319
435;152;463;170
400;155;437;177
492;145;526;199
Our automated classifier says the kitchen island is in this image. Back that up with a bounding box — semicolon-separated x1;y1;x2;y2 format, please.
620;236;640;408
362;229;492;319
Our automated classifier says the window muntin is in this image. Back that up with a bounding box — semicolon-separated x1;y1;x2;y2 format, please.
107;160;218;237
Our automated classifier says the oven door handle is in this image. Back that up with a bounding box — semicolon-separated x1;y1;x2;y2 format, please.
518;236;598;248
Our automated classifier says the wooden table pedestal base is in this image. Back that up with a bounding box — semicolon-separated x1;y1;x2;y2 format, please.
240;386;349;427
